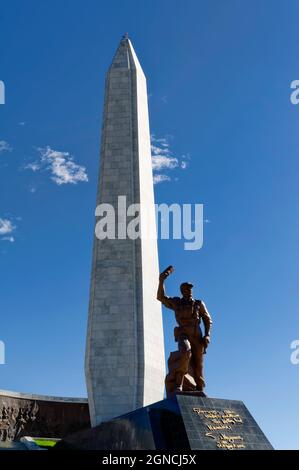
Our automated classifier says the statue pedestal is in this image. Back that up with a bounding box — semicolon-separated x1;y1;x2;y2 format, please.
55;394;273;450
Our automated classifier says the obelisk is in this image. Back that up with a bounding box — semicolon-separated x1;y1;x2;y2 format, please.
85;35;165;426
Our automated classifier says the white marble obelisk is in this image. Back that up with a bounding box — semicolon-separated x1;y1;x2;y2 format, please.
85;36;165;426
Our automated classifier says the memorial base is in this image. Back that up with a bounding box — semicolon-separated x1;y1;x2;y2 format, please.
55;394;273;450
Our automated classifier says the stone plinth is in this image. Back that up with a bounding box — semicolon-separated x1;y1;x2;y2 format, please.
55;395;273;450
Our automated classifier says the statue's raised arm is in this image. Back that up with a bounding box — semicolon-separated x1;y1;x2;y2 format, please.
157;266;176;309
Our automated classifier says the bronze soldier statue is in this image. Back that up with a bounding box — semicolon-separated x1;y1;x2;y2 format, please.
157;266;212;396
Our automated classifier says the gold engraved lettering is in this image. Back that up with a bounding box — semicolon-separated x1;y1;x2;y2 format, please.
205;432;216;440
211;419;222;424
220;433;243;441
234;417;243;423
221;418;235;424
207;424;231;430
192;407;246;450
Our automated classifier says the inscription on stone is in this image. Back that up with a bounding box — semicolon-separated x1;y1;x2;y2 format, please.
176;396;273;450
192;407;245;449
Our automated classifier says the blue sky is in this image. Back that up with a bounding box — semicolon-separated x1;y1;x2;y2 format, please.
1;0;299;449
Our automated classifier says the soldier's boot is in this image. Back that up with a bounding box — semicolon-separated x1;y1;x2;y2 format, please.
175;350;191;392
175;372;185;392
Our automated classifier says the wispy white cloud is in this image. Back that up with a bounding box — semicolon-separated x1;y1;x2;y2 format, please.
152;136;171;147
152;155;178;171
0;218;16;243
0;218;15;235
151;135;178;172
2;236;14;243
151;135;189;184
153;174;171;185
0;140;12;154
24;162;40;172
25;146;88;186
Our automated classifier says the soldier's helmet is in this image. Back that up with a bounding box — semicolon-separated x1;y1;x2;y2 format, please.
180;282;193;294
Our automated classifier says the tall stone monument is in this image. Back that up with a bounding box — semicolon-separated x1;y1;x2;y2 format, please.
85;35;166;426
